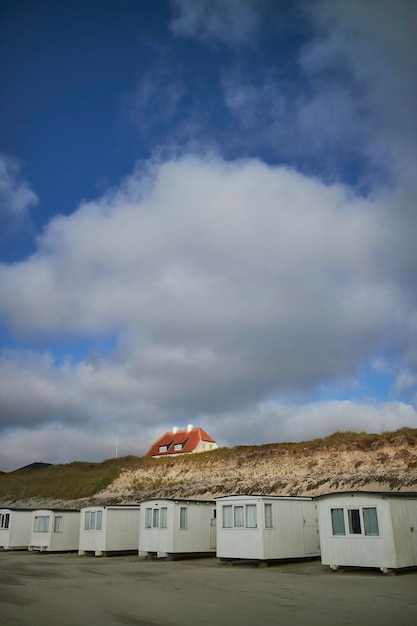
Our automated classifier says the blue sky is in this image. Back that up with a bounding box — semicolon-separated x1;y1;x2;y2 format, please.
1;0;416;471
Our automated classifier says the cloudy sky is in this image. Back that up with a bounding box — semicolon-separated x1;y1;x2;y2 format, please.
1;0;416;471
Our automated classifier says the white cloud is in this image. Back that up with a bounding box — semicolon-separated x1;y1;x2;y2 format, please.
1;398;416;472
0;425;124;472
301;0;417;174
0;154;37;255
1;1;417;468
0;154;38;218
0;154;416;464
215;400;417;446
219;1;417;185
169;0;264;46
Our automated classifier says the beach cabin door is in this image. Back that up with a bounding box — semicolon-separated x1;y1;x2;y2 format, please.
210;509;217;550
407;499;417;562
302;502;319;555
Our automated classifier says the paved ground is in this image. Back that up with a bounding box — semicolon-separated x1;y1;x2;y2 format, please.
1;551;416;626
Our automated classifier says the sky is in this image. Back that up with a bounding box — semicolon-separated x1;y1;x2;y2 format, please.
0;0;416;471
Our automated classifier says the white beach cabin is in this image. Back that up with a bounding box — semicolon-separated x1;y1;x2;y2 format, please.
0;508;33;550
79;505;141;556
28;509;80;552
316;491;417;573
139;498;216;559
216;495;320;564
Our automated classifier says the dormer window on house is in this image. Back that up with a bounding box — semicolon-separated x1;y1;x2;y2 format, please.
146;426;217;457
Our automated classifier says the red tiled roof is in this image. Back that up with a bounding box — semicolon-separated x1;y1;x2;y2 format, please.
145;427;216;457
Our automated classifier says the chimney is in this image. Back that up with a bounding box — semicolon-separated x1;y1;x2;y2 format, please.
173;426;179;434
187;424;193;432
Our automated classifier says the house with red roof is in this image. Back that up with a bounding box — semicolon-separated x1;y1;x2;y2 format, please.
145;425;218;457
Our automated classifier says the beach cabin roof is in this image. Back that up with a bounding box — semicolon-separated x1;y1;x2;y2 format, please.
316;490;417;498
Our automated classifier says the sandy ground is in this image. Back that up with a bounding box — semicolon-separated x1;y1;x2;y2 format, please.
1;552;416;626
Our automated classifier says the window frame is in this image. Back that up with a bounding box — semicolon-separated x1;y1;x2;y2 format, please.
330;505;380;538
347;508;362;535
234;505;244;528
362;507;380;536
145;508;152;529
330;508;346;536
264;503;273;529
84;510;104;531
179;507;187;530
145;506;168;529
221;503;258;529
222;505;233;528
245;504;257;528
53;515;63;533
0;512;10;529
160;507;168;529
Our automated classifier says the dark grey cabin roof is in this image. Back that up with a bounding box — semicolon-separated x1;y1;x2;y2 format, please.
315;490;417;499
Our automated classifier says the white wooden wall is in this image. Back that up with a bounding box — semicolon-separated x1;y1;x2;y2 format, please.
0;509;33;549
316;493;415;571
216;496;320;561
79;506;141;555
139;499;216;557
29;510;80;552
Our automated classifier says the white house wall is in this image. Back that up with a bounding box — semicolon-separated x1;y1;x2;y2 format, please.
406;499;417;563
105;508;141;553
216;496;320;561
0;509;33;550
316;493;415;571
139;500;216;557
79;507;104;554
390;498;416;569
29;510;80;552
263;500;320;560
172;502;215;554
79;506;140;556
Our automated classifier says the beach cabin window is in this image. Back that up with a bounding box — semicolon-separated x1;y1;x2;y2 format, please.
34;516;49;532
222;504;258;528
363;507;379;536
246;505;257;528
0;513;10;529
54;516;63;533
179;507;187;529
145;507;168;529
174;443;183;451
330;508;346;536
222;506;233;528
264;503;273;528
159;445;168;452
84;510;103;530
348;509;361;534
234;506;244;527
145;508;152;528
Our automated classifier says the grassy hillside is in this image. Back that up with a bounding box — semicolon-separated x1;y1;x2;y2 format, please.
0;456;142;501
1;428;416;504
